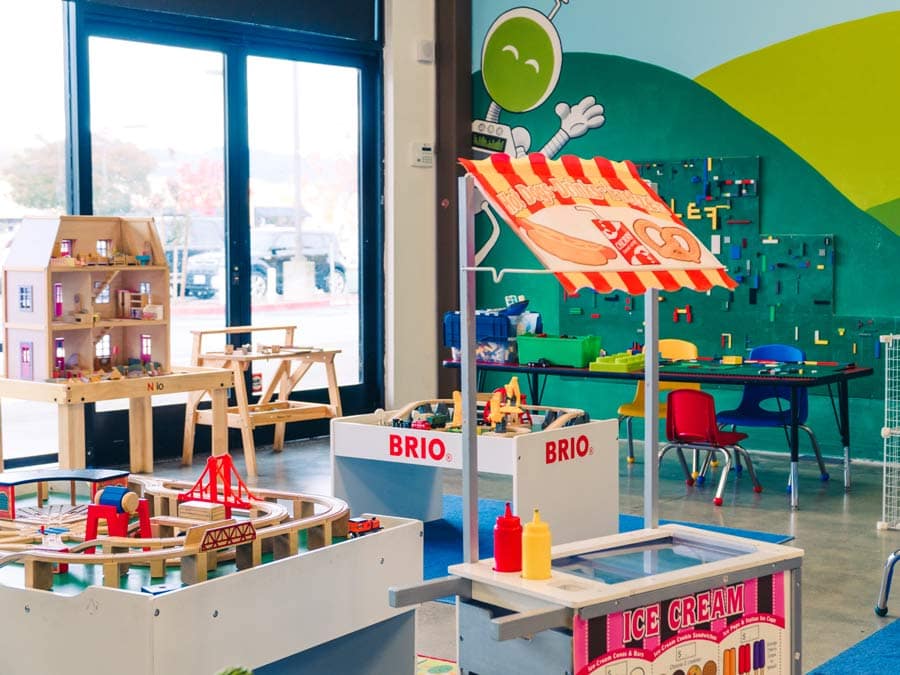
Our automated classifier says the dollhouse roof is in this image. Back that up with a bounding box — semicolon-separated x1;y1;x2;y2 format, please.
6;217;59;270
4;215;165;271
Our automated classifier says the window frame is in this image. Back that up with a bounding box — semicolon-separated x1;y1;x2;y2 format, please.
60;1;384;466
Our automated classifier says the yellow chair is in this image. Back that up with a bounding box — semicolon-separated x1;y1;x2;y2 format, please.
617;338;701;464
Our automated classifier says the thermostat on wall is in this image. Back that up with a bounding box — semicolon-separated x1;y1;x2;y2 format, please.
411;142;434;168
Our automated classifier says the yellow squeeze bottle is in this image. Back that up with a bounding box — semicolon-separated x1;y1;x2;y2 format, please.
521;508;552;580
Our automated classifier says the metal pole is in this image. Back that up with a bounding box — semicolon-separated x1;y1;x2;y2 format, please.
458;175;479;563
643;288;660;528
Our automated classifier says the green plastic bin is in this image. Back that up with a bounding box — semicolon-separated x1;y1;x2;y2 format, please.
516;334;601;368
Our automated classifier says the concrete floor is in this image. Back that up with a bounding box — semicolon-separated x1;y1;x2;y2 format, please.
149;436;900;672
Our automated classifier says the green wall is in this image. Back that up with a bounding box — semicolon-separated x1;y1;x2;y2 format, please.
471;52;899;461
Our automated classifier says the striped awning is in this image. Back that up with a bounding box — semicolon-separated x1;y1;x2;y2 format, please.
459;153;737;295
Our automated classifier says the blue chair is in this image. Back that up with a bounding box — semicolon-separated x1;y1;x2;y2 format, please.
716;344;829;483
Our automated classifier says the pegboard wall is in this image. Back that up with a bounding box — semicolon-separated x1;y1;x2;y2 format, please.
557;156;898;399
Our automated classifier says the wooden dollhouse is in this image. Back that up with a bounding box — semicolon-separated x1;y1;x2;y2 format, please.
2;215;171;381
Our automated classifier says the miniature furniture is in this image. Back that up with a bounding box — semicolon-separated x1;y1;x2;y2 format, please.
659;389;762;505
183;325;342;477
0;366;233;473
616;338;700;464
716;343;830;484
2;215;173;381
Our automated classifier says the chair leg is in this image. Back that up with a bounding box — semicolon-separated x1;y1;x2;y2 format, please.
875;548;900;616
712;447;732;506
695;450;715;486
675;448;694;485
659;444;694;485
625;416;636;464
800;424;829;481
734;444;763;494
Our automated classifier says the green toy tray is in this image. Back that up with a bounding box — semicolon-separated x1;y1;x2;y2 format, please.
589;352;645;372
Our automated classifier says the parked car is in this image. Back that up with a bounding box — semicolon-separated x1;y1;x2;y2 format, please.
252;229;348;298
171;250;223;299
168;229;348;300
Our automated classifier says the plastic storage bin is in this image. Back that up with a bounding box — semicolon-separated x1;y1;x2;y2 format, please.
517;334;601;368
444;311;514;363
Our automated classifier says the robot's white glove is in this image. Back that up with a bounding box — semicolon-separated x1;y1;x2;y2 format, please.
510;126;532;157
556;95;606;139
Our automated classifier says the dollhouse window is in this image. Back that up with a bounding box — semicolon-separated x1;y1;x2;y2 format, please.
54;337;65;370
60;239;74;256
19;343;32;380
94;280;110;304
96;239;112;257
17;286;33;311
54;283;63;317
139;281;151;295
95;333;111;359
140;333;152;362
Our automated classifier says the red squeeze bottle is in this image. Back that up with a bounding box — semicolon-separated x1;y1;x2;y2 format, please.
493;502;523;572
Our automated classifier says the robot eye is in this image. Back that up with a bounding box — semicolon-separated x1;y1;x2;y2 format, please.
524;58;540;73
501;44;519;60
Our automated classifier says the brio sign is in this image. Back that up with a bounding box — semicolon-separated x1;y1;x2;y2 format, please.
545;435;591;464
388;434;449;462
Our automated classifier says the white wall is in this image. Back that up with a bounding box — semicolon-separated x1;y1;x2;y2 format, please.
383;0;437;408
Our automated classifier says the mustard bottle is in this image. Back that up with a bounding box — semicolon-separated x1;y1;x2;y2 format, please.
521;508;552;580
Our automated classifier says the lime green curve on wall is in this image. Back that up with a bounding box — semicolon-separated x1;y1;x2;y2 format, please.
696;11;900;236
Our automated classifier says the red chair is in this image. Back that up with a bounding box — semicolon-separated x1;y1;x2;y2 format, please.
659;389;762;506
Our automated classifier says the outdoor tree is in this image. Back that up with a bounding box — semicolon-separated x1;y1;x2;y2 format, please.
3;135;156;213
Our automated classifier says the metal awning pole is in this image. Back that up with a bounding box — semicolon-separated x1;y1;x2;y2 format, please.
643;287;660;528
458;175;479;563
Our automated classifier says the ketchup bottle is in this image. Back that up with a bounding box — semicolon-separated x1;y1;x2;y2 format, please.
493;502;522;572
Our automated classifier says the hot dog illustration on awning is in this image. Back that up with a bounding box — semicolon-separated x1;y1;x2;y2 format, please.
458;153;735;295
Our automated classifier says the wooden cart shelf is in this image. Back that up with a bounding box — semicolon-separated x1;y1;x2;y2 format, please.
183;325;342;476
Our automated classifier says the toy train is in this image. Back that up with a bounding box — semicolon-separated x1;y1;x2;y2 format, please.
347;516;382;538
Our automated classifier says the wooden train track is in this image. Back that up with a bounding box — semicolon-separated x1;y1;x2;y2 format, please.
0;474;350;591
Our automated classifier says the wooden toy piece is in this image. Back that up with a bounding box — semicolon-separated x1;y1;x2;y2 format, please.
3;215;172;382
347;515;382;538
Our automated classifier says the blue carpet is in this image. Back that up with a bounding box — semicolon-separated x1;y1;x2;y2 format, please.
424;495;793;582
807;618;900;673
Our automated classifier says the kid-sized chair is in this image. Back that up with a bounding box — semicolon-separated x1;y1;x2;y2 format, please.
659;389;763;506
618;338;700;464
716;343;829;484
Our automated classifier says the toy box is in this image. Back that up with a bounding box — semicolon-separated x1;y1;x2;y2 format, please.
517;334;602;368
443;310;542;363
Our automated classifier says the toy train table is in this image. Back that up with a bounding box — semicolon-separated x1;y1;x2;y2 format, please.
0;454;420;675
331;383;619;545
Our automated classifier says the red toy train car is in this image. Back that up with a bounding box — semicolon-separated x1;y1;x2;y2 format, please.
347;515;382;538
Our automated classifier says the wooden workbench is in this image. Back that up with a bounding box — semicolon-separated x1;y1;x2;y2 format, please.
183;325;342;476
0;366;233;473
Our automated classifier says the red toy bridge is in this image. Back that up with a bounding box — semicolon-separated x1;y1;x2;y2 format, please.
178;454;259;517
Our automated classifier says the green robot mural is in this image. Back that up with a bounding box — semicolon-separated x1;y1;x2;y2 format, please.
472;0;605;159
